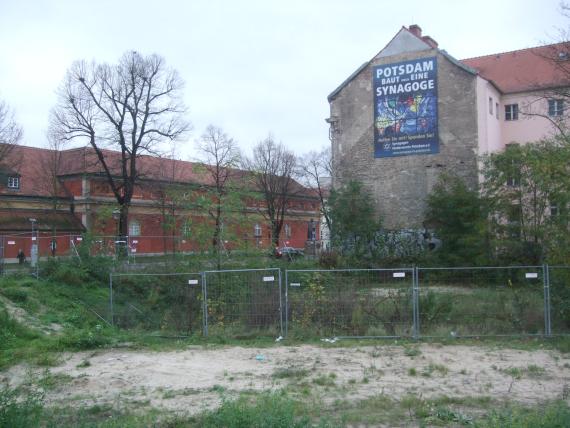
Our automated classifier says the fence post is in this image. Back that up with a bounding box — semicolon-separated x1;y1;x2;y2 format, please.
277;268;283;338
109;273;114;326
284;269;289;338
202;271;208;337
543;264;551;337
412;266;420;339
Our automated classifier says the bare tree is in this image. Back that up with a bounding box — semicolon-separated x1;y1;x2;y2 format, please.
50;51;190;242
195;125;242;263
298;147;333;237
0;99;23;165
247;135;297;248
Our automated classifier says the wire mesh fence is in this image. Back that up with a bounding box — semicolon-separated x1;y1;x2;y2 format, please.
285;269;415;338
416;266;546;338
203;268;282;337
109;272;203;336
98;265;568;339
548;266;570;335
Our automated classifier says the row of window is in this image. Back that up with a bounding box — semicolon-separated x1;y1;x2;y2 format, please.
502;99;564;121
129;221;293;239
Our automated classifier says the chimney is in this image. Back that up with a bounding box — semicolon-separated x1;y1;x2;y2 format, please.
408;24;422;38
422;36;439;48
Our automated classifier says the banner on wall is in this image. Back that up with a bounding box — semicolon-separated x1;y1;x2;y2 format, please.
373;57;438;158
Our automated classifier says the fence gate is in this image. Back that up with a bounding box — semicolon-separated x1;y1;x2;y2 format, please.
285;268;414;339
202;268;282;337
416;266;546;338
109;272;203;336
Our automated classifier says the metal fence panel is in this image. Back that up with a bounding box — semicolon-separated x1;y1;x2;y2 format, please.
203;268;282;337
285;269;414;338
416;266;545;338
548;266;570;335
110;272;203;336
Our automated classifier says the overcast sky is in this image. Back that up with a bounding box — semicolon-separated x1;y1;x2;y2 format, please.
0;0;566;160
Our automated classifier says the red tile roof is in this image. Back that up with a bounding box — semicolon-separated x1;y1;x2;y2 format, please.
1;144;314;198
461;42;570;93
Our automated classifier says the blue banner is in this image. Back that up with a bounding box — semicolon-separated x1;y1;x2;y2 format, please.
373;57;438;158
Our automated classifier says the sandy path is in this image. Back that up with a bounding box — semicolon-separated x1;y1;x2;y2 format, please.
2;344;569;415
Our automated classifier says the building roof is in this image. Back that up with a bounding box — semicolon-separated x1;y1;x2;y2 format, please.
0;209;85;232
0;144;315;199
461;42;570;94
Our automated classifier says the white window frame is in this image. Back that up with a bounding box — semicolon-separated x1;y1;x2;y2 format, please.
128;220;141;237
7;176;19;189
254;223;262;237
284;224;291;239
505;104;519;121
548;99;564;117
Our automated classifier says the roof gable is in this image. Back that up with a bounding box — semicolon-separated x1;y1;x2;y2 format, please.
374;27;432;59
461;42;570;93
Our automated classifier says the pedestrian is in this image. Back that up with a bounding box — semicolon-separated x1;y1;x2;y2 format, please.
17;249;26;265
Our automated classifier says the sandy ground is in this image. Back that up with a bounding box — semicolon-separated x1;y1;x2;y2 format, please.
2;344;569;415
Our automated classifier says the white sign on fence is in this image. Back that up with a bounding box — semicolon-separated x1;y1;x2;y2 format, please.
290;282;301;287
263;276;275;282
188;279;199;285
393;272;406;278
525;272;538;279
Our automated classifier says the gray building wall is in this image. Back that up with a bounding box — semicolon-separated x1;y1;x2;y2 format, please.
329;46;479;229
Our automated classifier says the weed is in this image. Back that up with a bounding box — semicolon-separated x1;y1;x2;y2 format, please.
272;367;310;380
404;346;421;357
76;359;91;368
408;367;417;376
313;373;336;387
422;363;448;377
210;384;226;393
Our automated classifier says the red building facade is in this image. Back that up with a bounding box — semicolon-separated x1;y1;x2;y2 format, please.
0;144;320;261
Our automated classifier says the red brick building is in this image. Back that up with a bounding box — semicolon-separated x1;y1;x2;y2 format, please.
0;144;320;261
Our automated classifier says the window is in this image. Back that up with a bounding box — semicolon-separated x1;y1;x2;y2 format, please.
284;224;291;239
489;97;493;115
548;99;564;117
505;104;518;121
495;102;499;119
182;222;191;237
254;223;262;237
550;203;559;217
7;176;19;189
128;220;141;236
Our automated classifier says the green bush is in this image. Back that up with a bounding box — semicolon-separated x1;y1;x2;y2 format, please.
0;385;44;428
477;401;570;427
1;287;29;303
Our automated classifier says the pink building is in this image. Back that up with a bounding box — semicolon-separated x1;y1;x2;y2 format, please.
328;24;570;229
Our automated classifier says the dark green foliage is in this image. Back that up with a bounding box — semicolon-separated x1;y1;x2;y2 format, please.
425;173;490;266
482;139;570;264
329;180;381;257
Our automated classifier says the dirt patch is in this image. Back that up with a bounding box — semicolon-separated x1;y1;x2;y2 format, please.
2;344;569;415
0;295;62;335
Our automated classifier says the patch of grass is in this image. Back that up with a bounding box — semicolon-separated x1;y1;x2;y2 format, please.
313;373;336;387
193;391;328;427
408;367;417;376
272;367;310;380
76;359;91;368
37;371;74;391
422;363;448;377
476;400;570;427
404;346;422;357
210;384;226;393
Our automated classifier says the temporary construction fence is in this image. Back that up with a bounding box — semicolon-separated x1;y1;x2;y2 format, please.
105;265;568;339
109;272;203;336
202;268;282;337
416;266;547;338
285;268;415;338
